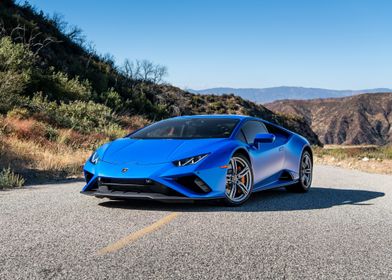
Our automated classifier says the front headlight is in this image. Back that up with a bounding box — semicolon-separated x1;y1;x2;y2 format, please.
173;153;209;167
89;151;100;165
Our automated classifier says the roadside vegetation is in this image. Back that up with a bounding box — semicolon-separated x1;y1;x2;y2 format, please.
314;145;392;175
314;145;392;161
0;167;24;189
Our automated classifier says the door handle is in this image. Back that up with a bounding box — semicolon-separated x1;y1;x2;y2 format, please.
279;146;285;152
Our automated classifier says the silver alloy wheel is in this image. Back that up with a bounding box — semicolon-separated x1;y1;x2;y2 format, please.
301;153;312;188
225;156;252;203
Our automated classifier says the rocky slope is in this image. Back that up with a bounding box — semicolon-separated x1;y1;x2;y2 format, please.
265;92;392;145
155;86;320;145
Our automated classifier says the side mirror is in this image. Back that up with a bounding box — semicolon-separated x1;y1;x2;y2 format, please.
254;133;275;146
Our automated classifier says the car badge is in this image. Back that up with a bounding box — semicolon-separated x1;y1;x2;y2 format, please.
121;168;128;173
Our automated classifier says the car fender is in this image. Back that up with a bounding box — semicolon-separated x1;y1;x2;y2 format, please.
196;140;243;170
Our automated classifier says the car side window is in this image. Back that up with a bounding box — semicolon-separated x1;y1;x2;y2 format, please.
241;121;268;144
236;130;247;143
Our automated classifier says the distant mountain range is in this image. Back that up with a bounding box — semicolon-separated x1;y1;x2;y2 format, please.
189;86;392;103
265;92;392;145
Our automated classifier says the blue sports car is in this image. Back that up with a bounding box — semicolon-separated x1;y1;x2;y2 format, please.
81;115;313;206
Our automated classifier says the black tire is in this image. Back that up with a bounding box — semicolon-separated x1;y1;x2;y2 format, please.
286;151;313;193
223;153;254;206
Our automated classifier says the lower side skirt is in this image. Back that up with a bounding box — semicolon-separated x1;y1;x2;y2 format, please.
253;179;299;192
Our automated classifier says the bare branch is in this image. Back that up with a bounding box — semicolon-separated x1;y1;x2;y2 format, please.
1;21;62;54
122;59;167;84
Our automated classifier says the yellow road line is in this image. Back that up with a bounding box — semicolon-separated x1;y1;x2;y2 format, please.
97;212;179;255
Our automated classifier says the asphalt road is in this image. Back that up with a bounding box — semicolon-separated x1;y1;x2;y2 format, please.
0;165;391;279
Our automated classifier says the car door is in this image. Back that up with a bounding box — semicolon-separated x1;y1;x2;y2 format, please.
239;121;285;184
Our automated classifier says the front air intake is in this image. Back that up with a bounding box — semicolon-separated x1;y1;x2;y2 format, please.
175;175;212;193
84;171;94;184
98;177;184;197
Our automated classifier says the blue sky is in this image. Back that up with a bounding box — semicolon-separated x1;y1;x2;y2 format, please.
25;0;392;89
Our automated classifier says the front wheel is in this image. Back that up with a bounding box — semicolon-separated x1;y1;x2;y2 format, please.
223;154;254;206
286;151;313;192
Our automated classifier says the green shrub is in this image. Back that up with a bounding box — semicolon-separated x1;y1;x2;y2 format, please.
0;167;25;189
55;101;120;133
101;88;122;111
0;115;6;137
0;37;35;113
27;94;122;135
43;123;59;141
47;71;92;102
100;123;127;140
0;37;35;71
29;92;57;114
7;108;30;119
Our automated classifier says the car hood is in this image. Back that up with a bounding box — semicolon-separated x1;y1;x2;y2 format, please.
102;138;227;165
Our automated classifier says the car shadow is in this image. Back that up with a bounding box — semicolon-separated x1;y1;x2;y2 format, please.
97;186;385;212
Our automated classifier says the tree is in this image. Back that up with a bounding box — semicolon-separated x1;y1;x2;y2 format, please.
122;59;168;84
49;13;85;47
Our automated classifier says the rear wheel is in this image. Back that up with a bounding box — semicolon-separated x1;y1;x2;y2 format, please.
223;154;254;206
286;151;313;192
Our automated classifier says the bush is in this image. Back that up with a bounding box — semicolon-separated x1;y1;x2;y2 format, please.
0;167;25;189
0;37;35;71
27;94;123;136
7;108;30;119
101;88;122;111
28;92;57;116
100;123;127;140
0;115;6;136
55;100;120;133
0;37;35;113
48;71;92;101
43;124;59;141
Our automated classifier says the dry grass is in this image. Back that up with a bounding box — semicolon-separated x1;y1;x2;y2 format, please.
314;145;392;160
314;145;392;175
0;114;148;184
6;136;90;171
118;115;150;131
0;135;91;183
0;115;90;182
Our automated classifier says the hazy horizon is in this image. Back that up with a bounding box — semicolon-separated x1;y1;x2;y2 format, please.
187;85;392;91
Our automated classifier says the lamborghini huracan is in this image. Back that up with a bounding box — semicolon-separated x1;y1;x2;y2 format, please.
81;115;313;206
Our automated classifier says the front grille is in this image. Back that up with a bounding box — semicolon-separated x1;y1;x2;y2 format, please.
100;177;154;187
98;177;184;197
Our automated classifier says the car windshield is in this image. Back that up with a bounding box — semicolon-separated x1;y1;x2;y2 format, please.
130;118;240;139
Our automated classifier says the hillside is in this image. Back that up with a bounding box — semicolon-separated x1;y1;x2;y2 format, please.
190;86;392;103
265;92;392;145
0;1;319;185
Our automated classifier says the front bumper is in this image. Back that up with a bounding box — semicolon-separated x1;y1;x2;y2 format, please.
81;160;227;201
81;190;212;202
